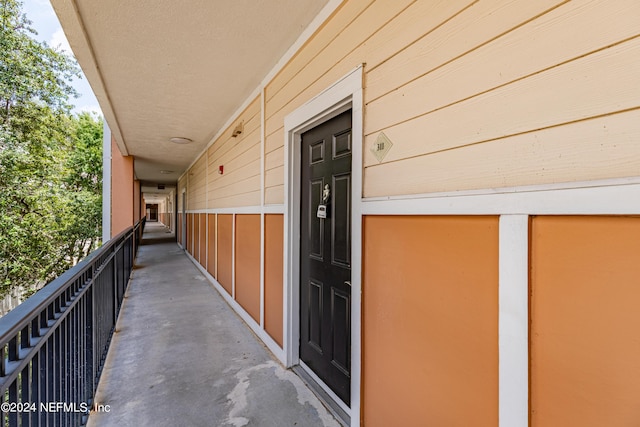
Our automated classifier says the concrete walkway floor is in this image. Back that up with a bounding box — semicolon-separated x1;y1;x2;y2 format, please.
87;234;340;427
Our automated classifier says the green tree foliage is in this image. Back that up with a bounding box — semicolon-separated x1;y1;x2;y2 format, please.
0;0;102;294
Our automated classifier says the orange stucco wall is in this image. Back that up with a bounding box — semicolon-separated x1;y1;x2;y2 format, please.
110;137;134;237
217;215;233;296
133;180;141;221
362;215;499;427
199;214;207;269
264;214;284;347
207;214;216;278
530;216;640;426
235;215;261;322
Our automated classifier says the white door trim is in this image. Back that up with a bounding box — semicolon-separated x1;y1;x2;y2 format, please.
283;65;363;427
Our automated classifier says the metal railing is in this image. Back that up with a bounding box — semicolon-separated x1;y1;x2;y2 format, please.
0;219;145;427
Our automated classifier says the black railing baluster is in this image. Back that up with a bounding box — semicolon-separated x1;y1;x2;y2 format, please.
8;381;18;427
20;364;29;427
39;344;47;427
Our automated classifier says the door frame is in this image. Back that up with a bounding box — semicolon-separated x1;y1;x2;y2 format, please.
283;65;363;425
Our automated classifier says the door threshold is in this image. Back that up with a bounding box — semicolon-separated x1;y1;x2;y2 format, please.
292;364;350;427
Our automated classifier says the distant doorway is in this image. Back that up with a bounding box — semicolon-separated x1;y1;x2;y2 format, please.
146;204;158;222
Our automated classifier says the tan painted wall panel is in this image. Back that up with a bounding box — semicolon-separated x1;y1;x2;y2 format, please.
364;109;640;196
235;215;261;322
367;0;639;135
190;155;208;211
266;0;423;141
211;191;262;209
266;0;372;101
217;214;233;295
363;216;499;426
208;126;261;170
265;128;284;154
265;146;284;171
264;166;284;189
365;36;640;169
362;0;474;74
208;150;261;189
530;216;640;426
208;171;260;208
365;0;564;104
178;177;187;212
264;214;284;347
267;0;413;131
205;97;261;209
207;97;261;157
265;185;284;206
207;214;216;279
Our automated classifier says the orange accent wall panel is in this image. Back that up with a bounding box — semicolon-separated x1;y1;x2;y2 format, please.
235;215;261;322
530;216;640;427
193;213;200;262
217;215;233;295
207;214;216;278
363;215;499;427
264;214;283;347
110;137;134;237
199;214;206;268
186;214;192;255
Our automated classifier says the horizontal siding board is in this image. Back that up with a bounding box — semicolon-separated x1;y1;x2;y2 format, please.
209;173;261;200
365;0;566;104
362;0;474;72
265;128;284;155
265;185;284;205
266;0;413;138
209;138;261;177
208;97;261;157
364;36;640;168
267;0;412;123
264;165;284;189
208;116;261;166
365;0;640;135
190;155;208;210
210;191;261;209
364;108;640;197
266;0;373;102
265;146;284;171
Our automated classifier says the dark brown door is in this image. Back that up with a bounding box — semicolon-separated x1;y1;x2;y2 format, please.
300;110;352;405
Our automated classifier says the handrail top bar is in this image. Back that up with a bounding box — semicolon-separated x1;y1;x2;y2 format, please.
0;220;143;343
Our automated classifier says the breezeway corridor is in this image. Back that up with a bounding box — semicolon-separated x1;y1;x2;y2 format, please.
87;222;340;427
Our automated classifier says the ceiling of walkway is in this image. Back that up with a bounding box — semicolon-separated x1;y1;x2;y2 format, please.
51;0;330;184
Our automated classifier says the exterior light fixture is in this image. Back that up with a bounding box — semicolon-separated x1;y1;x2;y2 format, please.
170;137;192;144
231;122;243;138
160;170;174;174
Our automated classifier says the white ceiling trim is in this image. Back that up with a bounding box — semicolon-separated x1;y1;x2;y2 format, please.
52;0;128;156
